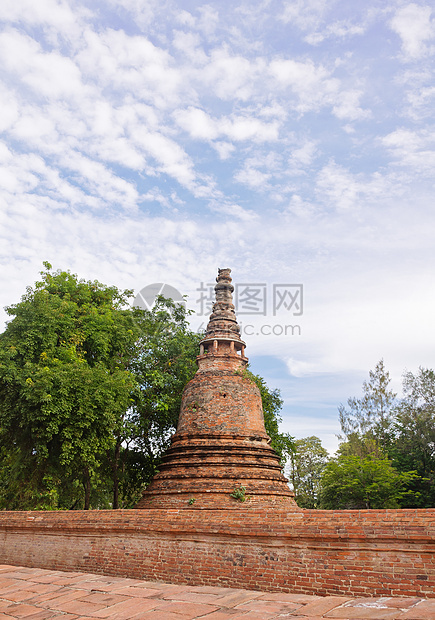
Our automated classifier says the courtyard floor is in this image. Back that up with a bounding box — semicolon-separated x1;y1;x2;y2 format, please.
0;565;433;620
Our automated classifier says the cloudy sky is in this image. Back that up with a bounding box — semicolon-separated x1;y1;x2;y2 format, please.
1;0;434;452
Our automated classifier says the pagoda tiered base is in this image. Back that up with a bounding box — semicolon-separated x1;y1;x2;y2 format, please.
135;432;298;509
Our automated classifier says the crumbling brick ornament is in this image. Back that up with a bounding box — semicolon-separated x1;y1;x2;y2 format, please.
136;268;298;509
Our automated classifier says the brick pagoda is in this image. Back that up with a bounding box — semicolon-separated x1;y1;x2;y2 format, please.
136;268;298;509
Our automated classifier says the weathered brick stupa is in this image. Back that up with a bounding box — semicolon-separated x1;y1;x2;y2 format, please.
136;268;298;509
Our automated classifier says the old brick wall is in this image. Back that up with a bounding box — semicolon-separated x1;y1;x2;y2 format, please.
0;508;433;597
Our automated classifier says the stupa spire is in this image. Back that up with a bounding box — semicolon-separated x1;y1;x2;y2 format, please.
198;268;247;366
136;268;298;510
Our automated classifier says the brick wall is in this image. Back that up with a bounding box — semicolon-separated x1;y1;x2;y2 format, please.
0;508;434;597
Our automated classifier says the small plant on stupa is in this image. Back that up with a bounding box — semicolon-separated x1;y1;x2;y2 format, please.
188;498;196;505
231;486;249;502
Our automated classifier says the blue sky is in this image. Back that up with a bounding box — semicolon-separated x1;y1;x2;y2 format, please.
1;0;434;452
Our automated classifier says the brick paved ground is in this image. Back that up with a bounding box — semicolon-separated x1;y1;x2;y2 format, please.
0;565;433;620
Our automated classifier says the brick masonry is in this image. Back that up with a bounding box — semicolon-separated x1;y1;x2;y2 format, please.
0;508;433;598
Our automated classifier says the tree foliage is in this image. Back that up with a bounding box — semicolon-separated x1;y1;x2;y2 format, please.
319;452;419;509
328;361;434;509
288;436;329;508
389;368;435;508
338;359;396;451
0;263;138;510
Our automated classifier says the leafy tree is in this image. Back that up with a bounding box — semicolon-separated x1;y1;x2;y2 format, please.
338;359;396;453
287;436;329;508
0;263;138;510
319;452;419;509
389;368;435;507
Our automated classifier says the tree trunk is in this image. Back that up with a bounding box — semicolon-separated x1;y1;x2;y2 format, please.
112;439;121;509
83;468;91;510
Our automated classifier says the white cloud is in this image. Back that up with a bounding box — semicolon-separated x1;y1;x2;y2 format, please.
201;47;265;101
0;30;86;100
208;201;258;222
0;0;90;39
332;89;370;121
390;3;435;60
174;107;219;140
213;141;236;160
289;140;318;167
174;107;280;143
269;58;340;112
382;127;435;173
76;29;185;109
280;0;329;31
315;161;394;211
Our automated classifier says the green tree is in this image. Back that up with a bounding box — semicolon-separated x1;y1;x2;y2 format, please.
319;452;419;509
288;436;329;508
389;368;435;507
0;263;138;510
338;359;396;453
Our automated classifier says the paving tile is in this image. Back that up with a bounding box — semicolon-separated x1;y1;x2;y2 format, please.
325;605;401;619
77;592;129;606
24;588;72;605
62;579;102;591
1;588;44;603
43;615;79;620
190;585;236;595
37;589;85;608
230;613;282;620
51;599;108;616
395;600;435;619
0;603;47;618
130;612;186;620
22;584;61;597
378;598;422;609
153;600;221;618
297;596;353;616
235;599;301;615
85;578;142;592
258;592;320;603
109;585;164;598
161;590;224;604
346;597;422;610
195;611;241;620
28;574;67;585
91;596;163;618
140;583;194;597
0;578;25;591
211;590;264;608
19;611;57;620
288;616;325;620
